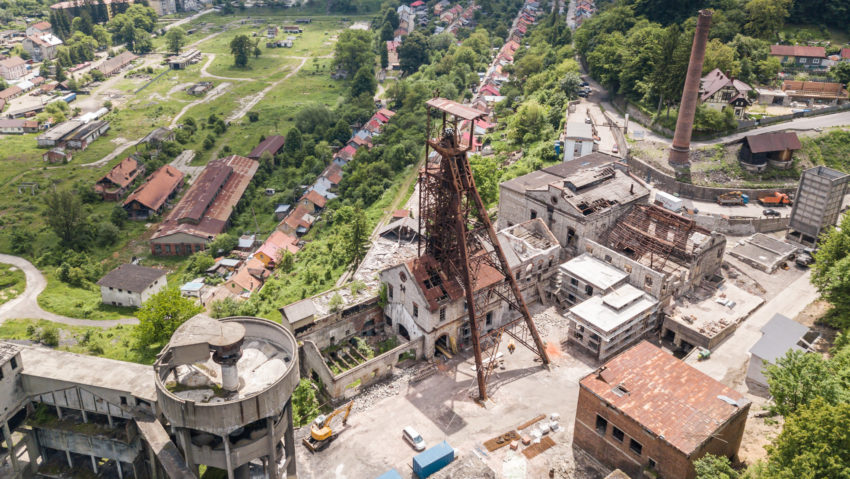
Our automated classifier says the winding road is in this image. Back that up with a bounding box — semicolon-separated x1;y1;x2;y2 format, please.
0;255;138;328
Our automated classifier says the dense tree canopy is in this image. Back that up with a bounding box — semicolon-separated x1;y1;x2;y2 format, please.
334;29;373;74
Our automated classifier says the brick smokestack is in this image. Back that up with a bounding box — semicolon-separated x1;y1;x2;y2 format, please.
668;9;712;170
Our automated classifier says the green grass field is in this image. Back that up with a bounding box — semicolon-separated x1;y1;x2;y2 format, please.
0;319;157;364
0;263;25;306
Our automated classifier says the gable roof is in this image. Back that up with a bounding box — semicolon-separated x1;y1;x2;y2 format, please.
700;68;752;102
580;341;750;456
256;230;299;262
124;164;184;211
745;131;802;154
302;189;327;208
0;57;26;69
99;157;141;189
248;134;286;159
769;44;826;58
97;264;166;292
281;298;317;324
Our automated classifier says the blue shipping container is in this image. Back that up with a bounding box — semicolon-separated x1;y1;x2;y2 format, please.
413;441;454;478
376;470;403;479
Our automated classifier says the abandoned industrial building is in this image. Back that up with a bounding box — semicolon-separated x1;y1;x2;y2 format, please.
0;315;299;479
787;165;850;246
574;341;750;479
498;152;650;256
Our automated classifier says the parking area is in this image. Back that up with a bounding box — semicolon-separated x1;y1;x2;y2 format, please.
294;307;608;479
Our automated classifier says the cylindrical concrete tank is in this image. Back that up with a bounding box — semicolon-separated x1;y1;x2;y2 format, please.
154;315;300;479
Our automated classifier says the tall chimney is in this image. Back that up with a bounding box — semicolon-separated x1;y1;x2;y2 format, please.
668;10;712;171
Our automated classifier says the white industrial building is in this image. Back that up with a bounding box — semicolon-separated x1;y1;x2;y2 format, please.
562;121;595;161
96;264;167;308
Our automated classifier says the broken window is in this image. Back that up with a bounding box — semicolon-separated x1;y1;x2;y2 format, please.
648;458;657;470
486;311;493;326
530;210;537;219
595;415;608;435
585;285;593;296
570;277;578;286
612;427;624;442
413;303;418;318
439;307;446;322
10;357;16;369
604;254;612;263
388;284;394;299
629;439;642;456
645;276;653;286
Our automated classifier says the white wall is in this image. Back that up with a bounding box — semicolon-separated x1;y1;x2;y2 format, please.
100;276;166;308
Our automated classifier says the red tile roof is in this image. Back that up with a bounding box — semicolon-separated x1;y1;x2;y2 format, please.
392;209;409;218
256;230;299;263
282;204;315;231
124;165;184;211
302;189;327;208
337;145;357;160
30;21;51;31
769;44;826;58
406;253;503;312
580;341;749;455
377;108;396;118
842;48;850;60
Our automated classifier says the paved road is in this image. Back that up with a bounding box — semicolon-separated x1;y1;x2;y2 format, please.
164;8;215;31
686;270;817;385
0;255;138;328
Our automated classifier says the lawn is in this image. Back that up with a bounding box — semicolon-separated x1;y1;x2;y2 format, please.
0;319;158;365
37;271;137;321
0;263;25;306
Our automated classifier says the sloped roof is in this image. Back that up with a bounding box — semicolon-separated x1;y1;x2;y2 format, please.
700;68;752;102
745;131;801;154
124;165;184;211
580;341;750;455
769;44;826;58
0;56;26;68
248;134;286;159
749;314;809;363
302;189;327;208
99;157;141;189
97;264;166;292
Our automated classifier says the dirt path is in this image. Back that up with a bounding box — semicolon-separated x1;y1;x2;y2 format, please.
170;81;231;128
200;53;256;82
0;255;138;328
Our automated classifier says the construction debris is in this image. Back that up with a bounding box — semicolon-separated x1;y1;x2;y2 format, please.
523;436;556;459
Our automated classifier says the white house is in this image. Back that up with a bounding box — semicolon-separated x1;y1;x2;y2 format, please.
96;264;167;308
563;121;595;161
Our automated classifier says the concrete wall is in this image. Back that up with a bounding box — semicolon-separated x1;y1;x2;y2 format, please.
300;337;424;401
746;354;769;394
627;156;797;202
687;213;789;235
35;426;141;463
297;297;384;351
661;316;738;351
26;383;138;421
0;353;27;423
582;240;671;304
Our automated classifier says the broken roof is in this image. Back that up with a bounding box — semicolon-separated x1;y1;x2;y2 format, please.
406;254;503;312
744;131;801;154
425;98;485;121
124;165;184;212
580;341;750;455
96;264;166;292
97;157;141;189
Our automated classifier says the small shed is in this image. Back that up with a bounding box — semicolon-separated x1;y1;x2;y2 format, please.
740;132;801;171
747;314;815;395
275;204;291;220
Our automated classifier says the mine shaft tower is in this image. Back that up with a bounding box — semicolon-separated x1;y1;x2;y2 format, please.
419;98;550;401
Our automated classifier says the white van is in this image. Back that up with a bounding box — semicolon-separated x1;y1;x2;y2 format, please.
402;426;426;451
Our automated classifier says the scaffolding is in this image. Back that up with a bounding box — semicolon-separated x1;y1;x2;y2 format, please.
418;98;550;402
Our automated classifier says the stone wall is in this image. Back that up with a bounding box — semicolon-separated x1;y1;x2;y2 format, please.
300;337;424;402
296;297;384;351
627;155;797;202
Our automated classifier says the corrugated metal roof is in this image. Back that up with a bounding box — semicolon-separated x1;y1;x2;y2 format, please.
745;132;801;154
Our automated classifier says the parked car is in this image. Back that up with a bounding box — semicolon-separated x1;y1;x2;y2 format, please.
763;209;781;217
577;91;588;98
579;81;589;87
612;144;619;153
403;426;426;451
796;252;814;268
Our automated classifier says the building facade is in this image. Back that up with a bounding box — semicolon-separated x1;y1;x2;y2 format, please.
97;264;167;307
788;166;850;246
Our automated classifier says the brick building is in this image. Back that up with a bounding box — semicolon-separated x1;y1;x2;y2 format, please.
574;341;750;479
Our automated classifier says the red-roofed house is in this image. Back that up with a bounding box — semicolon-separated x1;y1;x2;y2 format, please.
364;119;383;134
123;165;185;219
279;204;316;236
410;0;425;6
0;57;27;81
247;135;286;159
479;84;500;96
336;144;357;162
254;230;300;268
26;21;52;36
300;189;328;213
769;44;826;68
575;341;750;479
224;258;269;296
841;48;850;61
700;68;752;118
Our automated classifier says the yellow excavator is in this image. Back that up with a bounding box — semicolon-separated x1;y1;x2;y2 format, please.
302;402;353;452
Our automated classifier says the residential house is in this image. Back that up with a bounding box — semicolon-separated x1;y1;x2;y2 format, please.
278;204;315;236
223;258;268;297
386;40;400;70
747;314;816;395
575;341;750;479
94;157;145;201
23;34;62;62
123;164;185;219
700;68;752;118
282;26;302;34
0;57;27;81
26;21;52;37
781;80;847;106
150;156;259;255
254;230;300;269
299;189;327;214
96;264;167;308
769;44;826;68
